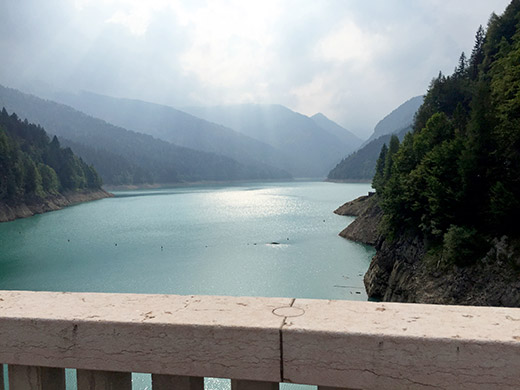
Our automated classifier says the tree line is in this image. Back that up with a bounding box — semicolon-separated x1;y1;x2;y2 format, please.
0;108;101;204
373;0;520;266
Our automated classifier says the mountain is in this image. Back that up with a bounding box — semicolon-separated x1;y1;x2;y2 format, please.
0;107;111;221
353;1;520;306
49;91;292;176
327;126;411;181
363;95;423;146
0;85;291;185
0;107;102;197
310;113;363;149
327;96;421;181
183;104;358;178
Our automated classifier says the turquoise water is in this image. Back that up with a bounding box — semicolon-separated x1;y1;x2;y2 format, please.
0;181;375;388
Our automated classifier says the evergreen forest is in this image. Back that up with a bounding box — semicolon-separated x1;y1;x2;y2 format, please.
0;85;292;186
373;1;520;266
0;108;101;204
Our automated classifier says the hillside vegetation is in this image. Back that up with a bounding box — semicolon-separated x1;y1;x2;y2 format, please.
328;126;411;181
327;96;422;182
374;1;520;267
0;86;291;185
0;108;101;204
51;91;293;176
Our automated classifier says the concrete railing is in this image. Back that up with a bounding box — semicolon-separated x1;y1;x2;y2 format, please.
0;290;519;389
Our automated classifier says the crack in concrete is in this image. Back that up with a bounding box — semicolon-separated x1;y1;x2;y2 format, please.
279;298;295;383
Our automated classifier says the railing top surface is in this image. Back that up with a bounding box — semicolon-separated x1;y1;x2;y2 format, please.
1;290;520;389
0;290;519;343
287;298;520;343
0;290;291;329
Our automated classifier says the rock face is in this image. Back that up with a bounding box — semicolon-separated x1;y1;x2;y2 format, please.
334;193;382;246
336;194;520;307
334;193;374;216
364;234;520;307
0;189;113;223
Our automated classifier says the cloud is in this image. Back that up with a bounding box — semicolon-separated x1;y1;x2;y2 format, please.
314;21;389;66
0;0;512;138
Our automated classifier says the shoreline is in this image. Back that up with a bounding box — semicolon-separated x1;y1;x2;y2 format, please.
102;177;337;191
336;194;520;307
325;178;372;184
0;189;113;223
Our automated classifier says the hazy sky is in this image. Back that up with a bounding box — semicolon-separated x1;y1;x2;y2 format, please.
0;0;511;138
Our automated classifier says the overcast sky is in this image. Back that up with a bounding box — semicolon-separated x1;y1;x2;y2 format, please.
0;0;511;139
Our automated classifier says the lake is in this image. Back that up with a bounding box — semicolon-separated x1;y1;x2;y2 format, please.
0;181;375;389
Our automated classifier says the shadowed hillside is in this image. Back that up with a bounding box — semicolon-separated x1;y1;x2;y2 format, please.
0;86;291;185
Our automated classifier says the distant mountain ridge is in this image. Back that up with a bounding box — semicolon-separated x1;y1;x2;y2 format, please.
327;96;423;181
328;126;411;181
183;104;360;177
310;113;362;148
50;91;293;177
363;95;423;146
0;85;291;185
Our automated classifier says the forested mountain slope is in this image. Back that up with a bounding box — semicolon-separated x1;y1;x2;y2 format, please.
0;108;109;221
51;91;292;175
358;1;520;306
327;95;421;181
0;86;291;185
328;126;411;181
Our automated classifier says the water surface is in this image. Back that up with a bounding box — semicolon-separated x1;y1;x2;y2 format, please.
0;181;374;299
0;181;375;389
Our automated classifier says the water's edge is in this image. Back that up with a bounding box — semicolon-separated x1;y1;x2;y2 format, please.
0;189;112;223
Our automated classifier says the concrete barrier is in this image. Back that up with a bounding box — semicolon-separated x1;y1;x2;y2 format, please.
0;291;519;389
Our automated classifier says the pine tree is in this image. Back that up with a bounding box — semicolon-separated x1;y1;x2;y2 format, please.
372;143;388;191
383;135;400;182
469;25;486;79
455;52;468;77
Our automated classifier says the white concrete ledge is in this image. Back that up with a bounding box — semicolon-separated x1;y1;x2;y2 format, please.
0;291;289;382
284;299;520;389
0;291;519;389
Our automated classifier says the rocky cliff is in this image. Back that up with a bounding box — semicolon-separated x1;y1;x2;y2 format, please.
0;189;113;223
334;193;382;246
336;194;520;307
